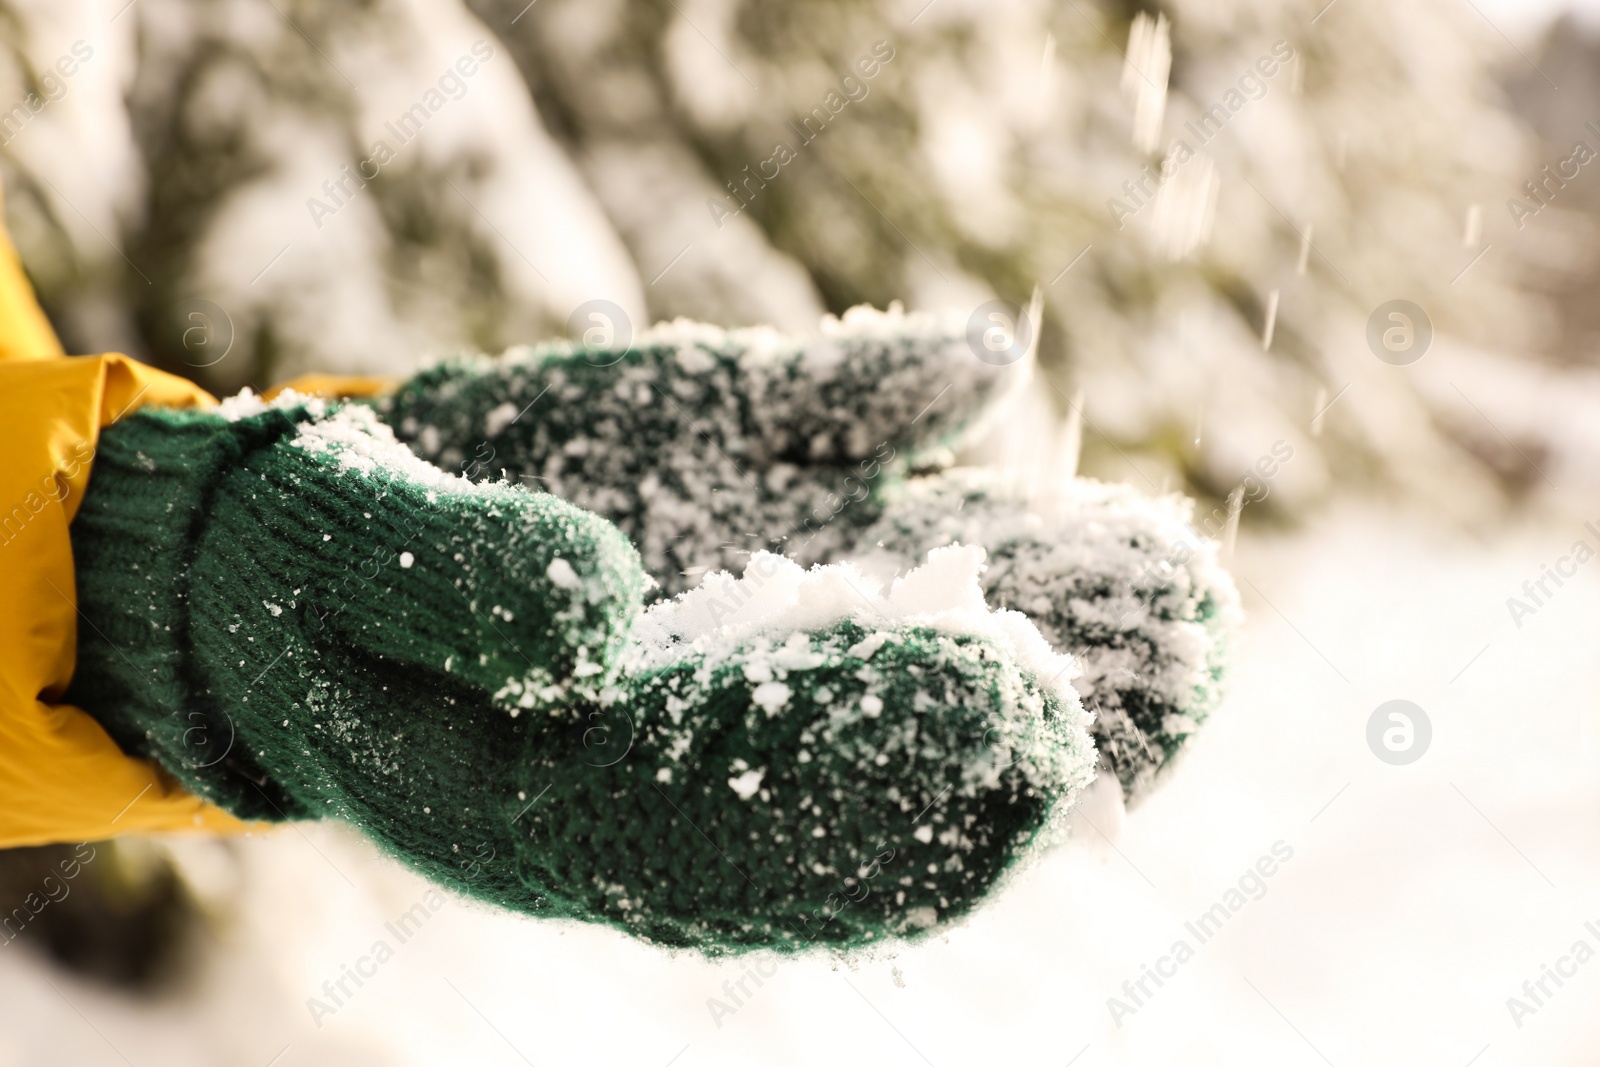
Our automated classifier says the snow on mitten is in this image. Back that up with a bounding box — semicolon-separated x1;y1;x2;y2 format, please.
519;546;1097;951
382;304;1021;596
855;471;1242;805
67;398;1095;951
68;396;643;911
380;306;1243;806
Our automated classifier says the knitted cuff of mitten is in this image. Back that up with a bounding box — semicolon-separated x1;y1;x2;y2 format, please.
68;399;643;826
68;403;311;818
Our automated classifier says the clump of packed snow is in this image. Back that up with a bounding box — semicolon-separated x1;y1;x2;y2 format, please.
210;387;515;504
627;544;1079;706
211;388;492;499
287;402;487;497
213;386;326;422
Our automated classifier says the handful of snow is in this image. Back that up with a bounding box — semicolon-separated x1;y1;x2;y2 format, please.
509;544;1100;950
858;470;1240;803
627;544;1081;707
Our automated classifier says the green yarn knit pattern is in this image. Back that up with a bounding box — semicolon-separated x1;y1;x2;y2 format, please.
514;614;1089;950
68;397;1096;953
380;306;1240;805
70;401;643;907
384;306;1022;593
856;472;1240;802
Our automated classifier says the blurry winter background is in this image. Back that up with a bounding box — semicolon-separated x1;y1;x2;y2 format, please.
3;0;1600;1062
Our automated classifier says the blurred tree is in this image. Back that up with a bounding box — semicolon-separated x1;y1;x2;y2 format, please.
0;0;1583;518
1503;15;1600;363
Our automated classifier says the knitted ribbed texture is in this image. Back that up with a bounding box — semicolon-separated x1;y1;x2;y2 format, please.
68;405;310;820
513;618;1090;950
379;308;1240;805
68;398;1094;953
70;401;644;911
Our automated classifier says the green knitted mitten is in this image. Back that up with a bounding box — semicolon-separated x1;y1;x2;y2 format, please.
69;398;642;911
856;471;1241;802
383;306;1019;594
69;396;1096;953
380;307;1240;807
508;546;1096;950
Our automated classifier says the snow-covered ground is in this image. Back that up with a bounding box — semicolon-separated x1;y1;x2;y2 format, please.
3;498;1596;1066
